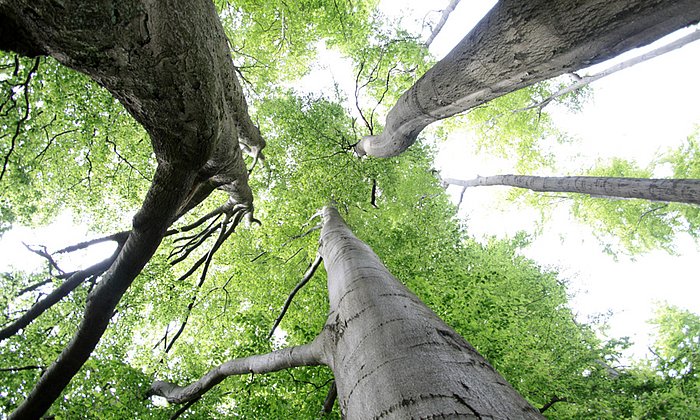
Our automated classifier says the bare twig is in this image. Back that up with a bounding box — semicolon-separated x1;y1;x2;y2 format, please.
1;57;40;182
321;380;338;414
539;395;568;413
267;253;323;339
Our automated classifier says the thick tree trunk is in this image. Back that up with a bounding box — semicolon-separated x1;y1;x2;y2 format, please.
444;175;700;205
0;1;262;417
356;0;700;157
319;207;542;418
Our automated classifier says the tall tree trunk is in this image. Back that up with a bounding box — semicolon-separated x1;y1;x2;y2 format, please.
444;175;700;205
151;206;543;418
319;206;542;418
0;1;261;417
356;0;700;157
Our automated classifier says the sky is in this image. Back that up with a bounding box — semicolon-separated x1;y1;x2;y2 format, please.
1;0;698;363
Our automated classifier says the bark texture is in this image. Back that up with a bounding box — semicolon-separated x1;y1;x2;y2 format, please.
319;207;542;419
444;175;700;205
0;0;262;417
356;0;700;157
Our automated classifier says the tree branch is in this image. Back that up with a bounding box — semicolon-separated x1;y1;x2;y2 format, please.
425;0;461;47
149;334;328;404
267;253;323;339
320;380;338;415
539;395;568;413
0;250;118;341
517;29;700;112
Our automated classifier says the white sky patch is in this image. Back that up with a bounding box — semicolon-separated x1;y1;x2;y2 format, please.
0;211;117;273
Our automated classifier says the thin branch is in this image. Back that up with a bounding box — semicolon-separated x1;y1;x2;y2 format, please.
16;279;53;296
149;334;327;404
0;250;118;341
267;253;323;339
250;224;321;263
321;380;338;415
105;137;151;182
54;231;129;254
1;57;40;182
23;243;65;277
163;210;247;353
539;395;568;413
169;397;201;420
354;60;373;133
425;0;461;47
633;203;668;234
0;365;45;373
370;179;379;209
517;29;700;112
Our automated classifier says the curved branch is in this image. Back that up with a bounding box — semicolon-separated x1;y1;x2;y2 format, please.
149;334;328;404
539;395;568;413
267;253;323;339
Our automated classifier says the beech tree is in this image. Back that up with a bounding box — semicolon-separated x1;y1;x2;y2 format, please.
355;0;700;157
443;175;700;205
1;0;699;418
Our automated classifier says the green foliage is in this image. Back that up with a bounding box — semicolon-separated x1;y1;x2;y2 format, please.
216;0;378;96
466;79;586;172
0;53;151;234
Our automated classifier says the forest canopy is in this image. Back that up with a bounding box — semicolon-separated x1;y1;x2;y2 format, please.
1;0;699;418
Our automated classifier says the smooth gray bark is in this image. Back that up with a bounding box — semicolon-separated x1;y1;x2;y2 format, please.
150;336;327;404
444;175;700;205
0;0;262;417
356;0;700;157
319;206;542;419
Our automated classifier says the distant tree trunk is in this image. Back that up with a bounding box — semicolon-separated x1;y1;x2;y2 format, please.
444;175;700;205
152;206;544;418
356;0;700;157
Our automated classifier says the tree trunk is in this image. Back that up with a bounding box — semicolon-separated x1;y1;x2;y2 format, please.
151;206;543;418
356;0;700;157
319;207;542;418
0;1;261;417
444;175;700;205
